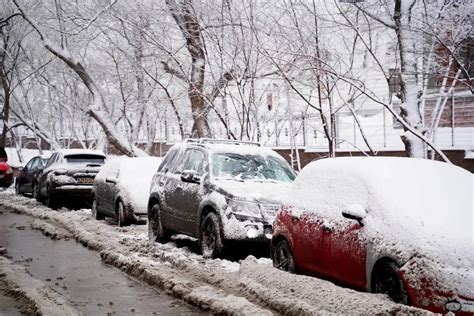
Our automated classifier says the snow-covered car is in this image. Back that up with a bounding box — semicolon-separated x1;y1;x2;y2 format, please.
36;149;106;209
92;156;163;226
0;161;13;188
271;157;473;314
148;139;296;258
15;155;49;195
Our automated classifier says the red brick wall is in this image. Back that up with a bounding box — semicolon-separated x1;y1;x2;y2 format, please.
424;94;474;128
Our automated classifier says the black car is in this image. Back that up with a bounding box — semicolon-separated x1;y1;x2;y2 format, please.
148;139;296;258
36;149;106;209
15;155;48;196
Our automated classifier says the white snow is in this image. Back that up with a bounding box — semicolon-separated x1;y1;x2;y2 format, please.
57;148;106;157
117;157;162;213
3;148;51;168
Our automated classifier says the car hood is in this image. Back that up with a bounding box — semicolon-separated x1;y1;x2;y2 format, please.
211;178;293;203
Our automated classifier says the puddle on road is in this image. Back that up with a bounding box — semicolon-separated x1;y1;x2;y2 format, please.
0;211;206;315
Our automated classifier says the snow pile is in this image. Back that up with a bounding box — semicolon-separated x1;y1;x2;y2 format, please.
285;157;473;302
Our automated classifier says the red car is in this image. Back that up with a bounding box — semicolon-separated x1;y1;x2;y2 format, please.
271;157;473;315
0;160;13;188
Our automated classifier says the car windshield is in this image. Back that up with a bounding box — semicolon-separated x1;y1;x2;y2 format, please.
211;152;296;182
65;154;105;166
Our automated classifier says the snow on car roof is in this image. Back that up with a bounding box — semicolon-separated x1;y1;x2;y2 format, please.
58;149;106;157
292;157;472;222
173;141;285;159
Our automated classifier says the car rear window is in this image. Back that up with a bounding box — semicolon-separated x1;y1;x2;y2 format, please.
65;154;105;166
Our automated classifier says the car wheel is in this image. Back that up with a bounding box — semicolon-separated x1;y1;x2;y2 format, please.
116;200;128;227
92;197;105;220
272;239;296;273
372;261;409;305
200;212;224;259
15;182;21;195
148;203;169;243
46;193;58;210
33;183;41;202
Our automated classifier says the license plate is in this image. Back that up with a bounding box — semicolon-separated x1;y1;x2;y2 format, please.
77;177;93;184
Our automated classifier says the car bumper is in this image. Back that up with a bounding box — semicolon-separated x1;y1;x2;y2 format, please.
222;214;273;241
401;257;474;314
50;185;93;197
0;174;13;187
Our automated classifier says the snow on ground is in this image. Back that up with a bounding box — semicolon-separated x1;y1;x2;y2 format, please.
0;193;428;315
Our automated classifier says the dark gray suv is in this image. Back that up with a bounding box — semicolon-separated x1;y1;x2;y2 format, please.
148;139;296;258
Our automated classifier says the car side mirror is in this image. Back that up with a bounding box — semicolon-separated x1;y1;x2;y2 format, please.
342;204;367;226
180;170;200;184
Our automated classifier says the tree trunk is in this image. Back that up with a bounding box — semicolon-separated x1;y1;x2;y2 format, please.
0;45;10;147
167;0;211;138
395;0;427;158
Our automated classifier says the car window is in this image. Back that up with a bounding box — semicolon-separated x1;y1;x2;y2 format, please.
45;153;57;168
30;158;39;170
211;152;295;182
157;148;178;173
64;154;105;165
182;149;206;176
25;158;35;170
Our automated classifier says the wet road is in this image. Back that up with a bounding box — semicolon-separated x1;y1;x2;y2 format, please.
0;209;206;315
0;293;21;316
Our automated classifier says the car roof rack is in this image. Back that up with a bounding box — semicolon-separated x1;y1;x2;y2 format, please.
185;138;261;147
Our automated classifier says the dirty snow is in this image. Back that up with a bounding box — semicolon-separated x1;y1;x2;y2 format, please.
0;192;426;315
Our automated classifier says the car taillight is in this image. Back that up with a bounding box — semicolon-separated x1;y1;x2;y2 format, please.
6;167;12;174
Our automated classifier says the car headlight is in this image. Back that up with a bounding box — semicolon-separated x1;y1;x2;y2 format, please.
228;199;262;218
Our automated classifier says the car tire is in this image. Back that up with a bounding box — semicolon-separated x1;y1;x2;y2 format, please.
272;239;296;273
33;182;41;202
15;181;21;195
92;197;105;220
116;200;128;227
46;192;58;210
148;203;169;243
200;212;224;259
371;261;409;305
